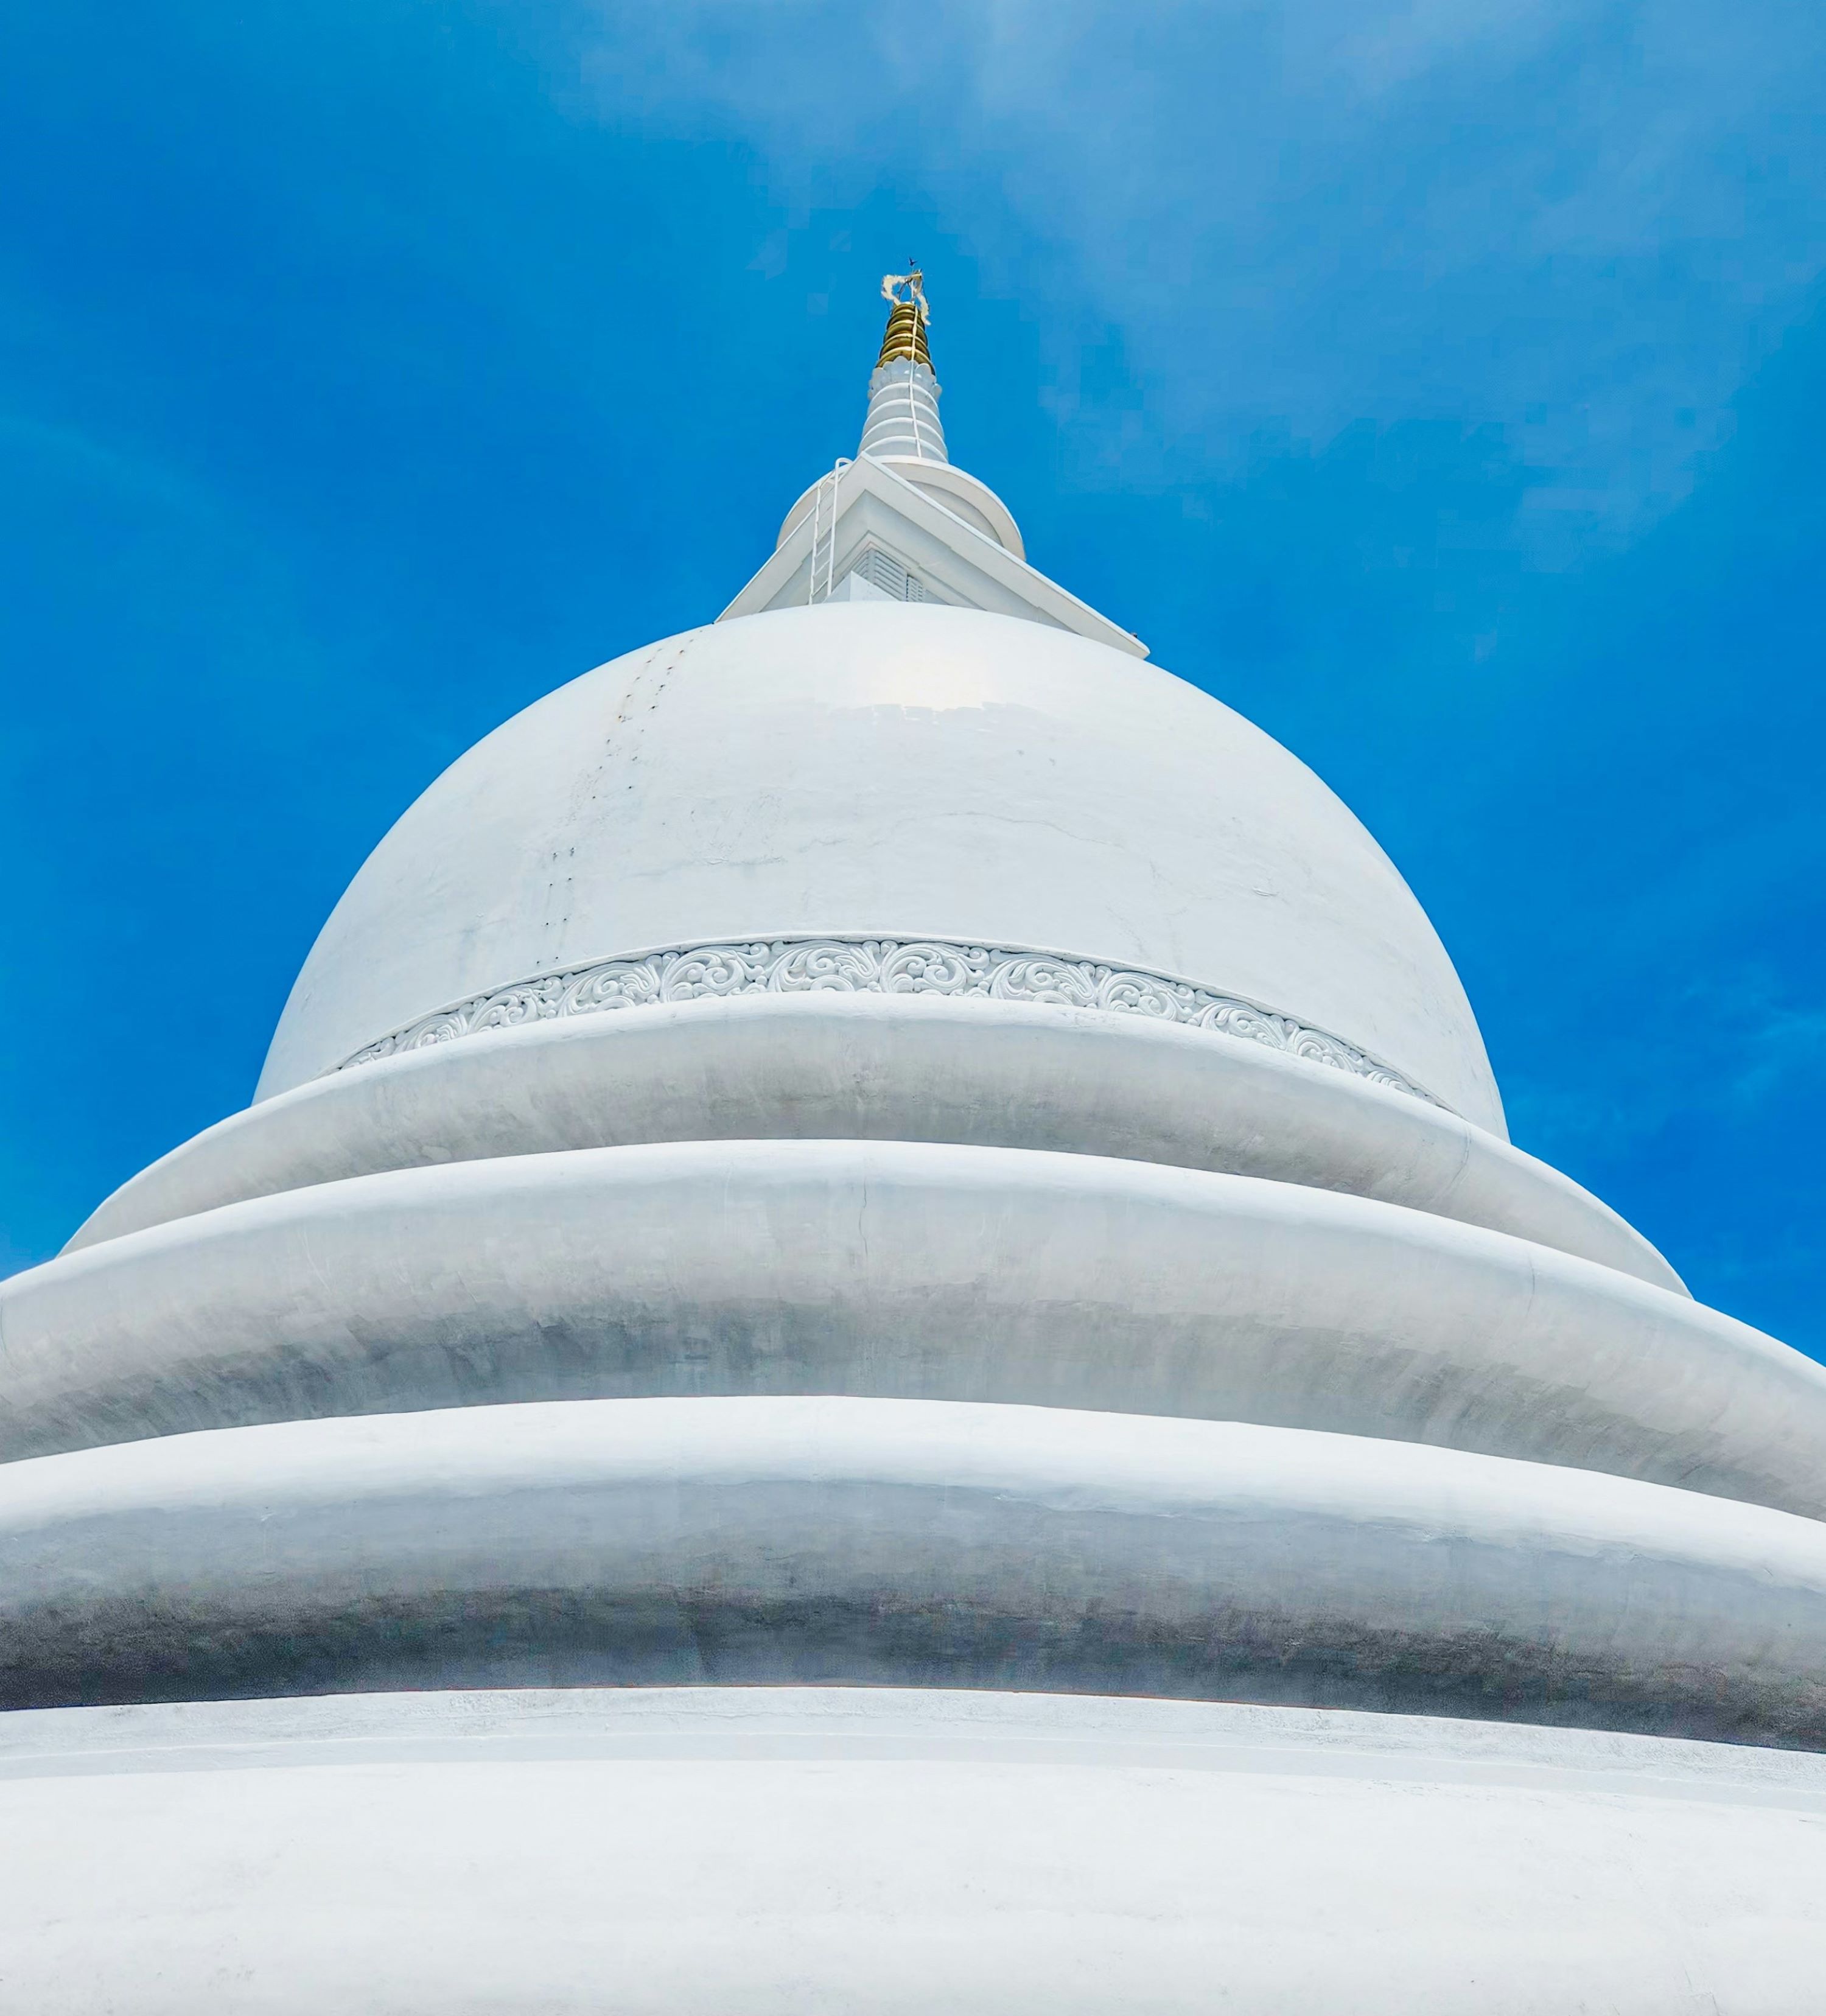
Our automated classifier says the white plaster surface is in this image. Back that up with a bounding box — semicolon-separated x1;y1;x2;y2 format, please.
878;455;1025;551
858;356;950;463
775;439;1026;557
5;1396;1826;1740
74;995;1677;1287
9;1140;1808;1503
11;1682;1826;1788
733;459;1142;647
1;1688;1825;2012
256;604;1504;1132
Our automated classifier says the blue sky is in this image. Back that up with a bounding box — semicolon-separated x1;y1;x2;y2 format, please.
4;2;1824;1351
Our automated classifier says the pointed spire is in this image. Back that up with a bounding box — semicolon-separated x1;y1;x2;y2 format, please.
730;270;1142;649
875;280;933;370
859;267;948;464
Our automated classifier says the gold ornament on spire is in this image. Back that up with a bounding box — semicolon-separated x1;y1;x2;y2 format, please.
876;265;933;369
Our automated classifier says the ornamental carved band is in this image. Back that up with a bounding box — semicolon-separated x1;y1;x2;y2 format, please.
337;934;1442;1108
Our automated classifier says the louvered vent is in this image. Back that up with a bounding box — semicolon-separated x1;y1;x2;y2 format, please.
850;547;930;602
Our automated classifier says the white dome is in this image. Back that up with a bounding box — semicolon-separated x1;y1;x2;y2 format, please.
259;603;1505;1134
23;286;1826;2012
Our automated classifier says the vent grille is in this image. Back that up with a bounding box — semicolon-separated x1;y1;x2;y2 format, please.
850;547;929;603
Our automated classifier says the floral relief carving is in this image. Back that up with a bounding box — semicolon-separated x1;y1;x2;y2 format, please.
337;935;1440;1107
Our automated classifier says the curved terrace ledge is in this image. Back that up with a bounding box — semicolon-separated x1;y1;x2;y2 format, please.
67;992;1681;1292
11;1685;1826;1794
6;1396;1826;1741
18;1141;1810;1503
7;1690;1826;2014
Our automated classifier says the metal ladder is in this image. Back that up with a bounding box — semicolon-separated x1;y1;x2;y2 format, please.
806;458;850;604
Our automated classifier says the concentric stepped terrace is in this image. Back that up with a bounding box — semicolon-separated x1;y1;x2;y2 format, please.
6;271;1826;2013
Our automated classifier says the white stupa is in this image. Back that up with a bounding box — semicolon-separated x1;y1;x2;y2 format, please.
4;271;1826;2011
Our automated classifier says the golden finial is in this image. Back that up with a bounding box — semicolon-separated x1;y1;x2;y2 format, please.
876;264;933;370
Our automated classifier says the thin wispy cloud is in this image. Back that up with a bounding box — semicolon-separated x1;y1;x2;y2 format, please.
584;0;1826;547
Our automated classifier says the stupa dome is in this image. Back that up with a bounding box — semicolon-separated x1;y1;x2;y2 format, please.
12;269;1826;2013
257;602;1506;1135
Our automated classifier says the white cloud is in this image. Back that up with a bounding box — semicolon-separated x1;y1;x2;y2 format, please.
576;0;1826;549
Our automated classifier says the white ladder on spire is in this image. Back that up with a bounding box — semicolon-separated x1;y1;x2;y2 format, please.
806;458;850;604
